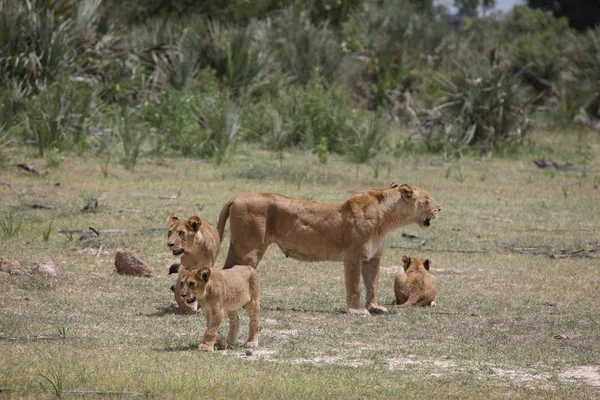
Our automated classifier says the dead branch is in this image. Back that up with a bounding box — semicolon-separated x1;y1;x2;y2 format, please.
0;182;17;193
16;163;45;175
0;334;89;342
389;246;490;254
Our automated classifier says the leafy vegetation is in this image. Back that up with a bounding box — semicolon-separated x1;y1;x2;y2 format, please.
0;0;598;164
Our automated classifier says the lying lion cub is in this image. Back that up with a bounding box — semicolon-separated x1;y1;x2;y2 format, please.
178;266;260;351
394;255;437;307
167;215;220;314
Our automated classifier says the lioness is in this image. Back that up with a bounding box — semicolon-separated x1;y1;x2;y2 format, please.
167;215;220;314
178;266;260;351
394;255;437;307
217;182;441;315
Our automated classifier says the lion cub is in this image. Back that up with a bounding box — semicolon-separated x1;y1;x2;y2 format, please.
394;255;437;307
178;266;260;351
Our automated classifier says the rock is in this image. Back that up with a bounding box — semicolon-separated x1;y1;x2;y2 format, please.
0;257;23;275
114;250;153;277
33;261;58;277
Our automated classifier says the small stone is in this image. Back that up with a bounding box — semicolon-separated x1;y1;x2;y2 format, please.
245;349;253;357
33;261;58;277
0;257;22;275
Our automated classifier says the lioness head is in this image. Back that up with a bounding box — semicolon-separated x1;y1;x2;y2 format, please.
402;255;431;274
167;215;202;257
179;267;211;304
390;182;441;228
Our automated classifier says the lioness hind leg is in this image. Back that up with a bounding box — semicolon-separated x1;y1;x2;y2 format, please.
245;300;260;348
226;311;240;346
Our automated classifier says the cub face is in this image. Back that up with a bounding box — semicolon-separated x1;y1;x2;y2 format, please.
179;267;211;304
166;215;202;257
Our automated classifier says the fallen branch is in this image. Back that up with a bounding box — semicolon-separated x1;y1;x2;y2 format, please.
61;389;144;396
0;182;17;193
0;334;88;342
16;163;45;175
390;246;489;254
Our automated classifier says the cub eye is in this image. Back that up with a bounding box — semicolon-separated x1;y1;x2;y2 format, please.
188;282;195;288
178;231;185;239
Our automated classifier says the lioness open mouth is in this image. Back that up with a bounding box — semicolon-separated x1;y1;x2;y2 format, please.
185;297;197;304
424;218;431;227
172;249;184;256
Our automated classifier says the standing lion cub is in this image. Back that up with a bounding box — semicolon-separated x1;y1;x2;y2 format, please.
178;266;260;351
394;255;437;307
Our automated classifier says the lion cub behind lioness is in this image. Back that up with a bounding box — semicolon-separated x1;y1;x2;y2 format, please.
179;266;260;351
394;255;437;307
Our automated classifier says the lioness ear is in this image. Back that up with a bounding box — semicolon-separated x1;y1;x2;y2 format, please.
399;184;413;199
424;259;432;271
167;214;178;225
402;255;411;270
187;216;202;232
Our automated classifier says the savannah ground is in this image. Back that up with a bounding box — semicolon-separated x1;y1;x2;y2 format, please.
1;128;599;399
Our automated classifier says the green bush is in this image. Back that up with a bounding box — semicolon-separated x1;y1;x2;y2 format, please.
23;79;100;156
564;26;600;122
502;6;575;92
426;59;533;155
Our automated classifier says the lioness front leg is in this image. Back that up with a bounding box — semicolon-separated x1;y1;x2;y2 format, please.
361;257;388;315
199;308;223;352
343;257;369;315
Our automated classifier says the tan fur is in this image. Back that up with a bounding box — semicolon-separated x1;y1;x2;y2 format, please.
394;255;437;307
217;182;441;315
178;266;260;351
167;215;220;314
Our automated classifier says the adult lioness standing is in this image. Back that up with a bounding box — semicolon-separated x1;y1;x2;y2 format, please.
217;182;441;315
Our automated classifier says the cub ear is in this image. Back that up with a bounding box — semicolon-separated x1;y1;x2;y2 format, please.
196;267;211;282
402;255;411;270
187;216;202;232
389;182;400;189
167;214;178;225
424;259;432;271
399;184;413;199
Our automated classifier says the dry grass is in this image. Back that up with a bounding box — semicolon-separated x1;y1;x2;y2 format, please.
1;133;600;399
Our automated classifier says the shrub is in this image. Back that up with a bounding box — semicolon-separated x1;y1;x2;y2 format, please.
422;59;533;155
502;6;575;93
23;79;100;156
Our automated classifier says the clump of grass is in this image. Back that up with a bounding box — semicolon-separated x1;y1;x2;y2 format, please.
1;213;22;238
40;363;65;399
43;220;53;242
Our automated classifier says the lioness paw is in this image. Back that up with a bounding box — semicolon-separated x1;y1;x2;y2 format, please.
368;305;388;315
244;341;258;349
348;308;371;316
198;343;215;352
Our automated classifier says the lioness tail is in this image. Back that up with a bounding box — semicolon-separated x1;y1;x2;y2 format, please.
217;198;234;240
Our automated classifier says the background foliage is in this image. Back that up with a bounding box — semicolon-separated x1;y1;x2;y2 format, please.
0;0;599;166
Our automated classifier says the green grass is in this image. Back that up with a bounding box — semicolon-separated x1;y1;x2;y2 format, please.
1;133;599;399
